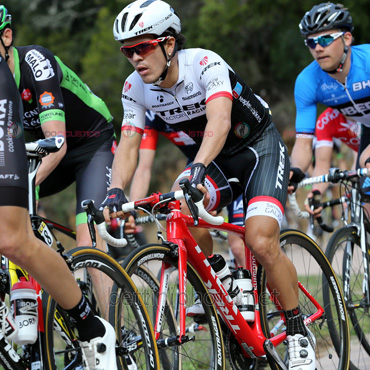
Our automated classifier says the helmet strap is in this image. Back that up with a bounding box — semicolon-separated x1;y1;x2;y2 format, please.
0;31;11;62
326;36;348;74
153;42;178;86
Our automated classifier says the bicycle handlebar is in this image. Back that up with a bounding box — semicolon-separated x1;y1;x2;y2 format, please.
289;167;368;231
83;179;224;248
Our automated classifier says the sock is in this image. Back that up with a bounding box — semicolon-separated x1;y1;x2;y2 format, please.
65;294;105;342
284;306;307;337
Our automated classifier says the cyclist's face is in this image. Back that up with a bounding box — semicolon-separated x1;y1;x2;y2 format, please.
307;29;351;72
122;35;173;85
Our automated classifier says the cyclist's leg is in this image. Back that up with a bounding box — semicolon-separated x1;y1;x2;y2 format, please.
74;134;115;317
226;196;245;268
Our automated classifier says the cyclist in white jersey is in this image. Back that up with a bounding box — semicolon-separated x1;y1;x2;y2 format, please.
101;1;315;368
289;3;370;217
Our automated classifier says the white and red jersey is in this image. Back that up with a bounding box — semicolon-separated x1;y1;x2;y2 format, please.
315;107;361;152
120;48;271;156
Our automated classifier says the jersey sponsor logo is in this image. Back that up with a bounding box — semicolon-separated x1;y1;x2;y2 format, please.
316;108;341;130
21;88;33;103
234;122;250;138
8;122;23;139
238;96;262;123
232;82;243;99
25;49;55;81
122;94;136;103
206;77;224;92
320;82;339;91
185;82;193;94
339;101;370;117
39;91;55;108
139;22;144;28
200;56;208;66
0;99;7;162
275;141;286;190
156;99;207;120
124;81;132;93
353;80;370;92
182;91;201;101
200;62;221;79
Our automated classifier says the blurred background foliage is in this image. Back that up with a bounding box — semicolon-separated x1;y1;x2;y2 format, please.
6;0;369;226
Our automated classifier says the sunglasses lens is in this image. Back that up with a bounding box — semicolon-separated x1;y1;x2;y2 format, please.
319;35;334;47
305;38;317;49
121;41;157;58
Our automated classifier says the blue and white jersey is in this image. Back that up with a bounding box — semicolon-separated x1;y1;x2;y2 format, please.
295;44;370;136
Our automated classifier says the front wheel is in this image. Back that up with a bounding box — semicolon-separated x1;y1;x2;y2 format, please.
43;247;160;370
326;226;370;370
259;229;350;370
116;243;226;370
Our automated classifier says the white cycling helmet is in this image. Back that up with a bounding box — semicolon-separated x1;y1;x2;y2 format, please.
113;0;181;41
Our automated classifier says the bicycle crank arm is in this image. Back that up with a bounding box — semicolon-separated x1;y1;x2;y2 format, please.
157;335;195;348
263;339;288;370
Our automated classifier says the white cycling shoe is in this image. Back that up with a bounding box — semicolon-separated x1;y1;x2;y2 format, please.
186;297;205;316
80;317;118;370
287;328;316;370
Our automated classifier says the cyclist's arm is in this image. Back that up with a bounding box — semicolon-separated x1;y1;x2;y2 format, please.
129;148;156;200
36;120;67;186
290;136;314;173
110;131;142;190
311;145;333;194
193;96;232;166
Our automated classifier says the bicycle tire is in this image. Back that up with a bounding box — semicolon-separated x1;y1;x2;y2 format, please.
325;226;370;370
116;243;226;370
259;229;350;370
43;247;160;370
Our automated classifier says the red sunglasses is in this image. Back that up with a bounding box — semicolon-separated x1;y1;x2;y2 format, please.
120;36;170;58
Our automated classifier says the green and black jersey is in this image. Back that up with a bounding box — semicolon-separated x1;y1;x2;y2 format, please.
13;45;113;148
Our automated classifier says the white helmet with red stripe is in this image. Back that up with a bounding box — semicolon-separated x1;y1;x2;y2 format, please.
113;0;181;41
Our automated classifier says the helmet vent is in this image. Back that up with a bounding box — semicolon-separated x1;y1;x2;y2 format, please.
141;0;157;8
130;14;143;31
121;12;128;32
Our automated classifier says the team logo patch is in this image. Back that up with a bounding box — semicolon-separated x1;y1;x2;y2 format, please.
39;91;55;108
232;82;243;99
124;81;132;93
21;88;33;103
234;122;250;138
200;56;208;66
25;49;55;81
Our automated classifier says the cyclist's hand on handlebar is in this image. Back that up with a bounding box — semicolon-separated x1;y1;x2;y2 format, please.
304;189;323;218
100;187;129;224
124;214;137;234
288;167;306;194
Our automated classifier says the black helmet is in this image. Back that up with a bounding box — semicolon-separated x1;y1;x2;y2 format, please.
299;3;353;36
0;5;11;33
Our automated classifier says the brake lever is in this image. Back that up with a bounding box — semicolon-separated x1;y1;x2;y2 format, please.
179;178;203;226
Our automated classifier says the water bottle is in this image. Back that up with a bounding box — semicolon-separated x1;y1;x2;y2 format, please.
0;300;18;340
233;267;255;322
10;277;38;345
208;254;241;301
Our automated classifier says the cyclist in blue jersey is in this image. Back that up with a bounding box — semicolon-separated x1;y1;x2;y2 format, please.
0;8;117;368
0;5;115;259
290;3;370;211
101;1;316;368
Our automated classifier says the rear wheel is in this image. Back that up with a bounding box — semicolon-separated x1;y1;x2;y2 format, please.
259;230;350;370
